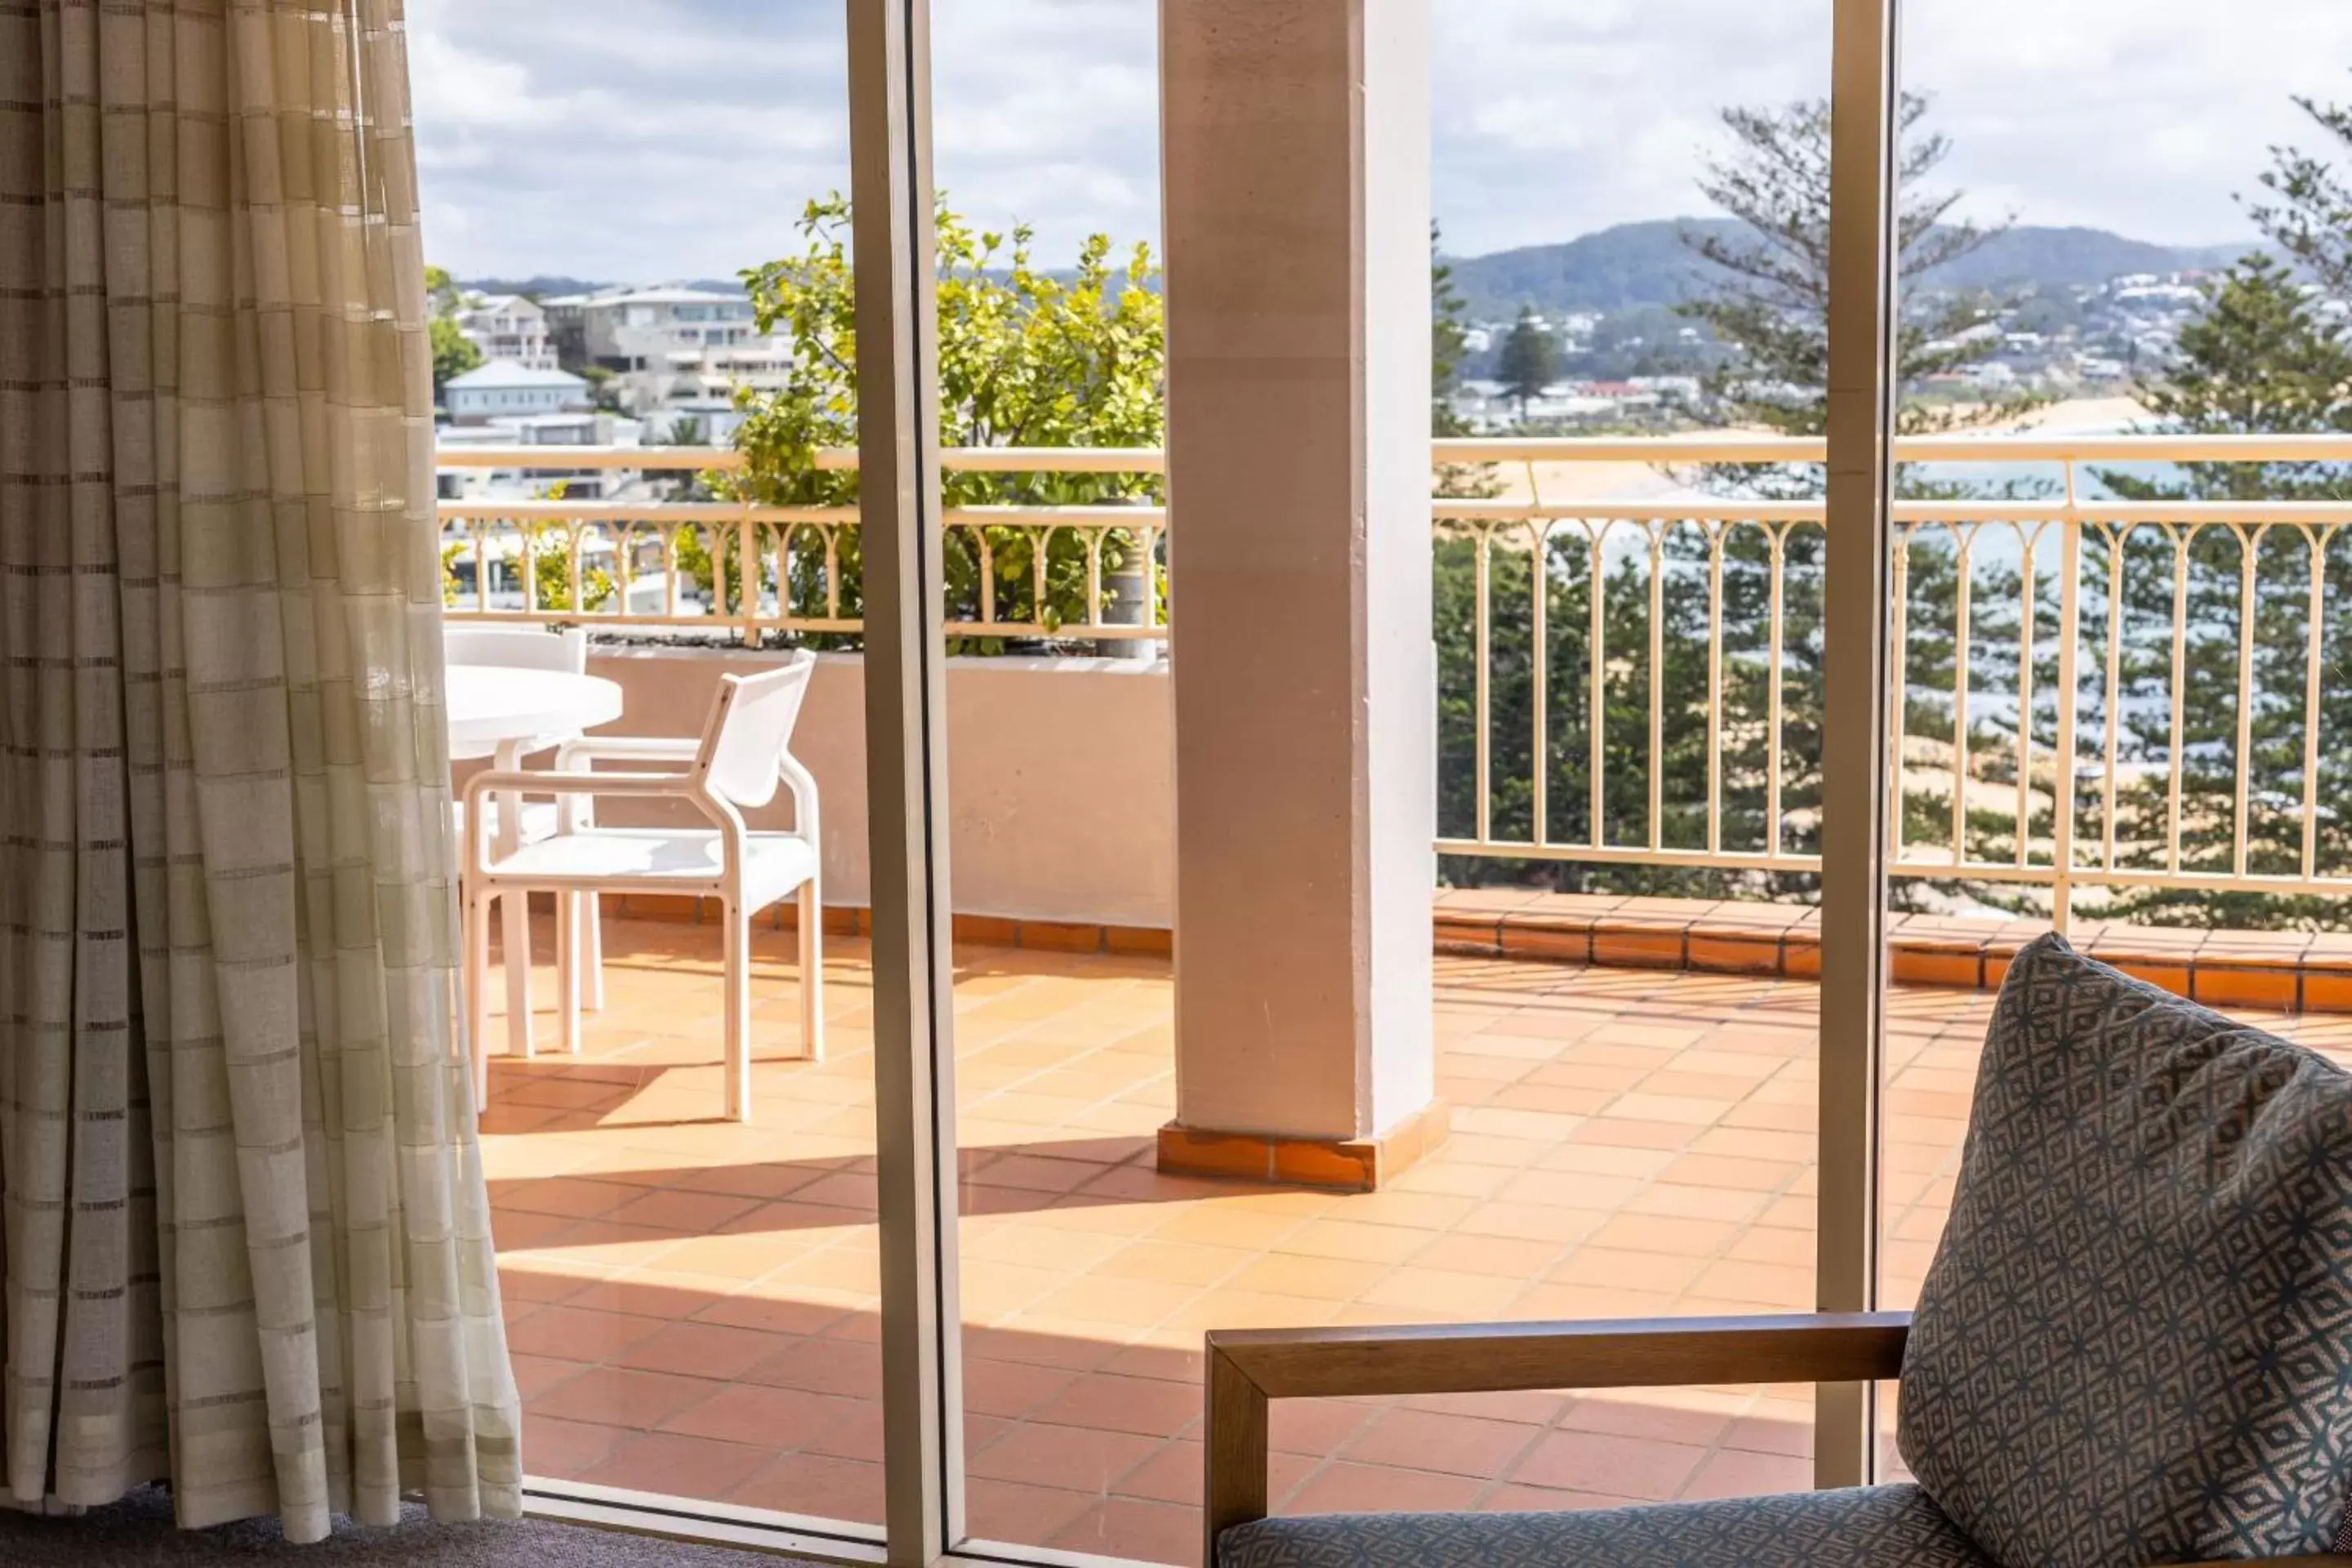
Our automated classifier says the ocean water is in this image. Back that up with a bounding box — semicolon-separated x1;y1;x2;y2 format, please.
1903;456;2181;500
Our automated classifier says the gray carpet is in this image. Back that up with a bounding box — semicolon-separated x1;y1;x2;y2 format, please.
0;1488;828;1565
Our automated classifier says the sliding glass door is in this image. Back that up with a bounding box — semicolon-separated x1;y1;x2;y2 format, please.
1873;0;2352;1476
420;0;2035;1557
414;2;892;1549
875;0;1892;1561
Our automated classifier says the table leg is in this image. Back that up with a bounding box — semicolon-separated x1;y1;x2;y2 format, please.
497;739;535;1060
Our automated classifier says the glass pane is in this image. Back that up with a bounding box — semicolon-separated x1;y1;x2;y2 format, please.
1879;0;2352;1474
412;0;887;1535
927;2;1830;1562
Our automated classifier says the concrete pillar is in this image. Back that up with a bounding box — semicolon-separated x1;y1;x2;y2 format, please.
1157;0;1440;1190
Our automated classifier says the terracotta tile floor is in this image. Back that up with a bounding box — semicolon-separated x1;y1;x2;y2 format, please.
482;917;2352;1566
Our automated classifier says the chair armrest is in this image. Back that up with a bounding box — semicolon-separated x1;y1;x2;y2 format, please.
555;735;702;768
778;752;820;844
465;768;702;802
1205;1312;1909;1557
461;768;716;877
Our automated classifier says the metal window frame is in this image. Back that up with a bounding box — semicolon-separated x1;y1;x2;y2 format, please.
845;0;965;1562
1818;0;1902;1492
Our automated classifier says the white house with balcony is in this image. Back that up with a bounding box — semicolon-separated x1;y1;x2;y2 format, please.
544;286;789;421
575;287;762;372
444;360;591;425
635;342;795;443
456;293;555;370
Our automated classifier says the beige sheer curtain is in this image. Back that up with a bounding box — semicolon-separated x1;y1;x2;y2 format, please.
0;0;519;1541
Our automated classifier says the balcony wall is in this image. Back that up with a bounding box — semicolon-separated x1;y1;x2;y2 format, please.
570;647;1175;927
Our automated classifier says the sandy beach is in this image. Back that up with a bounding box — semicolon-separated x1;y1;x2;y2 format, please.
1478;394;2158;505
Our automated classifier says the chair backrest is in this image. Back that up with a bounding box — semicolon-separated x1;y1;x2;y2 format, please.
693;654;817;809
445;625;587;675
1900;933;2352;1566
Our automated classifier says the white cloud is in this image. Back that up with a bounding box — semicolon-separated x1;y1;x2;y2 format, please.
403;0;2352;279
1903;0;2352;243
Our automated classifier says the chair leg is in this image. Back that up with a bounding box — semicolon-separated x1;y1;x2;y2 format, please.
581;892;605;1012
722;899;753;1124
465;888;493;1114
501;880;535;1059
556;890;581;1056
798;882;824;1062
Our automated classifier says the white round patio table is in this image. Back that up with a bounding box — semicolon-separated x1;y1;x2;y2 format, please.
446;664;624;1063
448;664;624;758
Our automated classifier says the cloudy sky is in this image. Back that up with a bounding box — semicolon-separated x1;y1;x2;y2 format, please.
405;0;2352;283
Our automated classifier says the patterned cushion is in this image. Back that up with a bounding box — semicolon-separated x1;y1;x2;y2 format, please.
1899;933;2352;1568
1217;1484;1995;1567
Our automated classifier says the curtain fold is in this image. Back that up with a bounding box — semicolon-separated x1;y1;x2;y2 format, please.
0;0;520;1541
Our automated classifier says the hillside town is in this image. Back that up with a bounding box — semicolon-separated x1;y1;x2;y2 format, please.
430;229;2327;615
1441;264;2324;431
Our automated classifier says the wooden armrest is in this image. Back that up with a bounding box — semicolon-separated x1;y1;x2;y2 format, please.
1202;1314;2342;1568
1205;1312;1909;1560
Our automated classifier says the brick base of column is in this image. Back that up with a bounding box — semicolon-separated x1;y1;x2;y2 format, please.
1154;1098;1450;1192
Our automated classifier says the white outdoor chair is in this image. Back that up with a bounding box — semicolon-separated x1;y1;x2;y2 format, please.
444;625;606;1013
460;655;823;1122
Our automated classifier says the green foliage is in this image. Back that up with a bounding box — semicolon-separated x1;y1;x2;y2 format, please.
431;315;483;394
439;483;616;614
1675;94;2036;439
428;261;482;392
1437;527;1828;901
2127;255;2352;475
1496;307;1561;415
670;523;745;623
2248;80;2352;299
1432;224;1503;500
720;194;1165;650
425;263;480;394
2091;229;2352;928
1443;92;2052;910
528;523;617;616
1432;223;1471;430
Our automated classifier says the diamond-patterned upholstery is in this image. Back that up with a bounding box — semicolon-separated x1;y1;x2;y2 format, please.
1900;933;2352;1568
1217;1484;1995;1567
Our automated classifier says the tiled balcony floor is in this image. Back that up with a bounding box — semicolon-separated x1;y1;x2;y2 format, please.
482;917;2352;1566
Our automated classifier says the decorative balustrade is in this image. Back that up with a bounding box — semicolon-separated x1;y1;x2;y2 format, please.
437;432;2352;919
435;444;1166;644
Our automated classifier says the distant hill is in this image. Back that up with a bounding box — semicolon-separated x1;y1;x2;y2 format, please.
1928;227;2260;291
457;275;607;299
1446;220;2269;320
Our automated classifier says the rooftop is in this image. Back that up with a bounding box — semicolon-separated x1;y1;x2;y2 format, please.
447;359;590;390
583;286;752;308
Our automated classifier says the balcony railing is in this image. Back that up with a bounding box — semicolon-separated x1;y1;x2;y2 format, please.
438;432;2352;920
436;443;1166;644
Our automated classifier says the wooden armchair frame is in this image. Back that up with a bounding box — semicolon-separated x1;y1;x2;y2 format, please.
1203;1311;2344;1568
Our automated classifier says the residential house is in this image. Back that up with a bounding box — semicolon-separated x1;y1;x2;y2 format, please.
443;360;591;425
577;287;761;372
531;286;788;421
456;293;555;370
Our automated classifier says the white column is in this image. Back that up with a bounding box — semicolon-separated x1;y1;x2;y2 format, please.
1160;0;1437;1174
